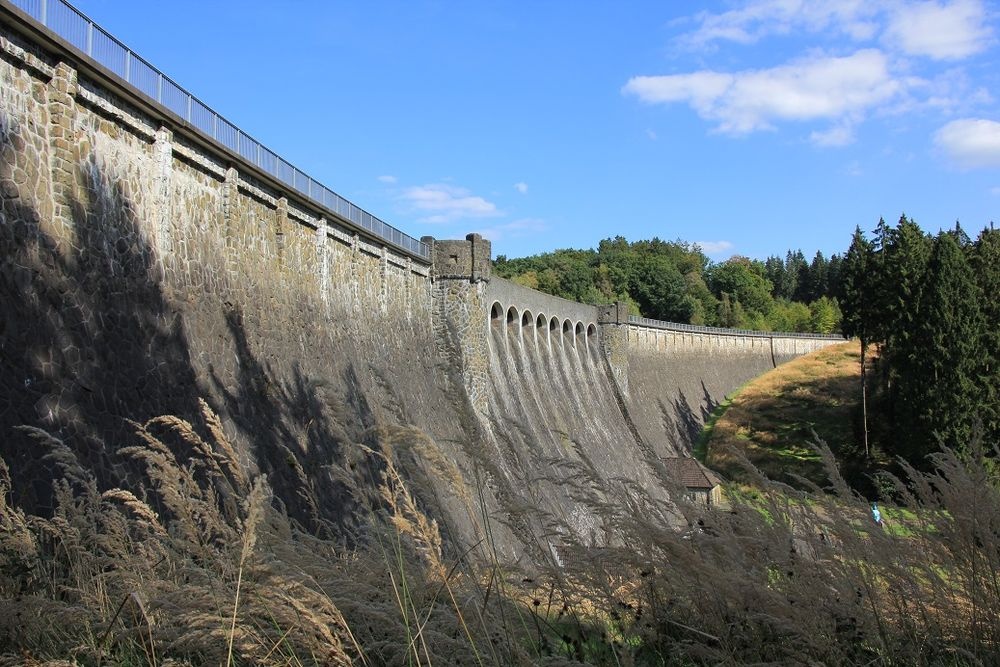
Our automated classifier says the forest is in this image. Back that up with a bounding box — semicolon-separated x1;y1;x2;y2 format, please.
497;217;1000;472
840;216;1000;469
494;236;843;333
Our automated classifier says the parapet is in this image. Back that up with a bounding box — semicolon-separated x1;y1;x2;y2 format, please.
597;301;630;325
425;233;492;282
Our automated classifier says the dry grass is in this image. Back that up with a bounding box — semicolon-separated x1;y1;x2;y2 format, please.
705;341;862;487
4;392;1000;665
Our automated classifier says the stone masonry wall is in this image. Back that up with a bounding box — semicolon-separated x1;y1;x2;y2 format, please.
0;24;492;552
618;323;843;457
0;11;846;561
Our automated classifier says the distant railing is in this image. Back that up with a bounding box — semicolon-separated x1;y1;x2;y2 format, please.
7;0;431;261
628;316;845;340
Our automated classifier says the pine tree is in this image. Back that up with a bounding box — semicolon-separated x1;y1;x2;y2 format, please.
899;232;982;461
971;226;1000;443
879;216;932;441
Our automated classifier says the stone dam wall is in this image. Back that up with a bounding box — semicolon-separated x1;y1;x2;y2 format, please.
0;7;843;563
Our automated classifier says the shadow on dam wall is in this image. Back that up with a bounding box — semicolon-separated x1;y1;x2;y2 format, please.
0;122;484;551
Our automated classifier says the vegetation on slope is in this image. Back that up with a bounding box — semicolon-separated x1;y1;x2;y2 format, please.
494;236;842;333
4;396;1000;665
702;341;868;491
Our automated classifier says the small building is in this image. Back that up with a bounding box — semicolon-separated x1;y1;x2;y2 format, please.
665;457;725;508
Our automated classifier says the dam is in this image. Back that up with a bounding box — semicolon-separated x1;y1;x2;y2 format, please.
0;0;842;561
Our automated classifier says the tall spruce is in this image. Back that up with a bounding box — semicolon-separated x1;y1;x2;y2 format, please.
899;232;981;461
971;226;1000;442
879;216;932;438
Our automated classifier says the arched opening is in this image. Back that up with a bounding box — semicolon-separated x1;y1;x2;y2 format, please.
490;302;503;333
562;320;572;347
575;321;584;348
550;316;560;345
506;306;519;344
587;323;599;355
536;313;547;346
521;310;534;346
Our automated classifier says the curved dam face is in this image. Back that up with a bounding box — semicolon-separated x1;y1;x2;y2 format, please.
477;279;676;560
0;9;843;564
605;320;836;458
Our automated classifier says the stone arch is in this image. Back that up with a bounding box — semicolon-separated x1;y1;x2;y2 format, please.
587;323;598;354
490;301;503;334
506;305;519;326
535;313;547;346
506;306;519;344
521;310;534;345
562;319;572;347
549;316;560;345
574;321;584;348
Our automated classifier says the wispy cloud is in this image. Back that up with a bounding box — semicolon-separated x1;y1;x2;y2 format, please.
934;118;1000;168
623;50;903;135
514;181;528;194
679;0;879;49
643;2;995;144
399;183;501;223
696;240;735;256
677;0;993;59
377;175;397;184
885;0;992;60
810;123;856;147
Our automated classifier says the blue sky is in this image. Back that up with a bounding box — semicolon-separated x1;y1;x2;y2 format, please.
69;1;1000;261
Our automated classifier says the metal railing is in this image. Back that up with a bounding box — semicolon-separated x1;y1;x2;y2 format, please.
7;0;431;261
628;316;845;340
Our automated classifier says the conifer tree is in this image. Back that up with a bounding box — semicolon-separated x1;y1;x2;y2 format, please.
879;216;932;437
899;232;982;461
971;226;1000;442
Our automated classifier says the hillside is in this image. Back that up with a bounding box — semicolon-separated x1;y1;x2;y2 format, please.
701;341;864;489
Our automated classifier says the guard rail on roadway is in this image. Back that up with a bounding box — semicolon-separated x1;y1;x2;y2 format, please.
628;316;846;340
6;0;431;261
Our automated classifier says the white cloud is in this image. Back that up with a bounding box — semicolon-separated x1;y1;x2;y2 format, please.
646;129;658;140
810;123;856;146
991;186;1000;195
680;0;879;49
934;118;1000;168
623;50;903;134
400;183;501;223
695;240;735;256
514;181;528;194
885;0;992;60
679;1;993;61
377;175;397;184
844;160;864;176
473;218;548;241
